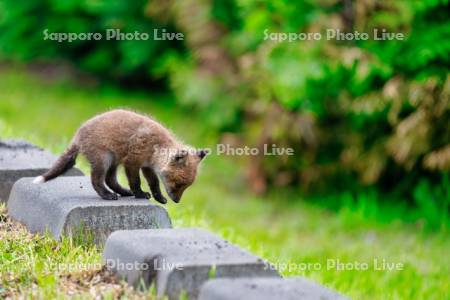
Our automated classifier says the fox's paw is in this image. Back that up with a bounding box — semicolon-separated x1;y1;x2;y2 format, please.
101;193;119;201
134;191;151;199
118;189;134;197
154;195;168;204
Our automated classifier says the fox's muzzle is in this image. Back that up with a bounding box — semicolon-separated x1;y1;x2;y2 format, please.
168;191;181;203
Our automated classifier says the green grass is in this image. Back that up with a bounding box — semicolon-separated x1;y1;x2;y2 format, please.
0;65;449;299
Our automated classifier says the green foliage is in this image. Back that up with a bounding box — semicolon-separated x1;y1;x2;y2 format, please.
412;175;450;230
181;0;450;208
140;0;449;209
0;0;184;84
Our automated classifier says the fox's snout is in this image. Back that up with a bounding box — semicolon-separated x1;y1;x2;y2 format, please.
167;190;182;203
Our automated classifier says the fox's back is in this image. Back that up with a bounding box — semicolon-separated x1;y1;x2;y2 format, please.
75;110;157;157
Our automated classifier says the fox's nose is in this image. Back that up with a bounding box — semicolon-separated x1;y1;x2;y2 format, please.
168;191;180;203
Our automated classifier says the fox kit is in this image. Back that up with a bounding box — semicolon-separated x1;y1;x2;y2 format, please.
33;109;207;203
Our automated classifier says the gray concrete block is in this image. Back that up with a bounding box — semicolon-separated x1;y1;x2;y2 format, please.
199;277;349;300
103;228;280;300
7;177;172;245
0;139;83;202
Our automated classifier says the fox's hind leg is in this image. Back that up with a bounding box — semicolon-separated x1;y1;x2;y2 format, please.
86;151;118;200
105;164;133;197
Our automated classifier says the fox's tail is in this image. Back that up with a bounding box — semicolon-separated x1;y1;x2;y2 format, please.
33;143;79;184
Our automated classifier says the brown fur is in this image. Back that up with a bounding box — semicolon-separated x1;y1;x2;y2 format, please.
39;109;207;202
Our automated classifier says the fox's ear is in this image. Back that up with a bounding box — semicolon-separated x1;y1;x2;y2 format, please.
172;150;188;164
197;149;209;160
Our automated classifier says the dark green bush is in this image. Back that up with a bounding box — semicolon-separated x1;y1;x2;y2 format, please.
152;0;450;221
0;0;185;85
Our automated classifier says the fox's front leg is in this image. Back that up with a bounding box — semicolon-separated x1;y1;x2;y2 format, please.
124;163;151;199
142;167;167;204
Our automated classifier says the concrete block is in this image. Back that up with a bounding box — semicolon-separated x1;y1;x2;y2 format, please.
103;228;279;300
7;177;172;245
0;139;83;202
199;277;349;300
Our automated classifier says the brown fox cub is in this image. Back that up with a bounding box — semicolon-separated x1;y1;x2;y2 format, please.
33;109;207;203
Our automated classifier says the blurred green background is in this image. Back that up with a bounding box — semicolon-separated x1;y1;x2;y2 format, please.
1;0;448;228
0;0;449;299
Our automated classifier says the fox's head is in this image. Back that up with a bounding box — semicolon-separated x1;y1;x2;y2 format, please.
160;148;208;203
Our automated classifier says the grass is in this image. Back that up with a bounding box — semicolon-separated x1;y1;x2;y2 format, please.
0;205;149;299
0;65;449;299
